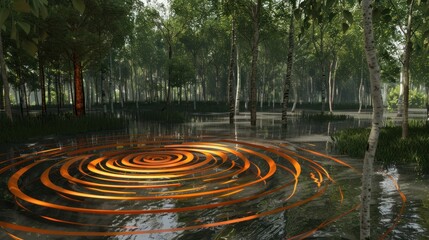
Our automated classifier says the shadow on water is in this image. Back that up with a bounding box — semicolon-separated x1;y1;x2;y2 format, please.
0;112;428;239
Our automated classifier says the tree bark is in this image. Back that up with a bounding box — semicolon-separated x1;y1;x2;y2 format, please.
38;52;47;115
73;51;85;116
0;32;12;121
250;0;262;126
282;6;295;125
228;16;237;124
361;0;384;239
0;80;3;110
234;45;241;116
402;0;414;139
358;57;364;113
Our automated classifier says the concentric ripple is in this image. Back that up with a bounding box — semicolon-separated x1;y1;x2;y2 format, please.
0;136;404;239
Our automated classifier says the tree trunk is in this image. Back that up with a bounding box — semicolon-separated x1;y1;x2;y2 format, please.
55;68;61;115
0;32;12;121
361;0;384;239
228;17;237;124
234;45;241;116
291;84;298;113
109;51;114;113
282;6;295;124
73;51;85;116
250;0;262;126
164;43;173;109
358;57;364;113
328;56;338;113
0;81;3;110
38;52;47;115
402;0;414;139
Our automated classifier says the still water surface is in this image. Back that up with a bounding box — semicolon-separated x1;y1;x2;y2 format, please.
0;112;427;239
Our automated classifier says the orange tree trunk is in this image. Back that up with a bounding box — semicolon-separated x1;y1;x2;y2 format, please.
73;51;85;116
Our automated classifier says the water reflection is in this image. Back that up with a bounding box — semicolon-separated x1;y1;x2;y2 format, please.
0;112;426;239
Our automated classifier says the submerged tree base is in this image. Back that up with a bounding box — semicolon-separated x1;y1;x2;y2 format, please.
332;120;429;173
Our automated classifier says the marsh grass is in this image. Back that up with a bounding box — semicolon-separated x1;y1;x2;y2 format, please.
332;120;429;173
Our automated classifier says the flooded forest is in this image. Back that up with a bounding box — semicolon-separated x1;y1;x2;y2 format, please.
1;0;429;239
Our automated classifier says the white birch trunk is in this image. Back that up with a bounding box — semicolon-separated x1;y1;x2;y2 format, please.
361;0;384;239
235;46;241;116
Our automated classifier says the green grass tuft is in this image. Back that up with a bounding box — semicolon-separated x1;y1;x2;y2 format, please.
332;120;429;173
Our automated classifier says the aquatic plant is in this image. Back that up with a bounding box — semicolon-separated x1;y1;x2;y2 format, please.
332;120;429;173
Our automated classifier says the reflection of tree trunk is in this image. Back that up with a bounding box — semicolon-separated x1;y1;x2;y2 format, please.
282;6;295;124
228;17;236;124
361;0;384;238
250;0;262;126
402;0;414;139
0;32;12;121
73;51;85;116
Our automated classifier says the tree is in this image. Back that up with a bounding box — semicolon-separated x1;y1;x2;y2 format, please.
248;0;263;126
281;1;296;125
0;0;48;121
360;0;384;238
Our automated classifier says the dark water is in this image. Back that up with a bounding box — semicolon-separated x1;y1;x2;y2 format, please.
0;112;427;240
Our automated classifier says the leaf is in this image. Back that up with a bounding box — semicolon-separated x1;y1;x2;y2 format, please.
423;30;429;39
21;39;37;57
17;21;30;34
0;8;10;27
72;0;86;15
342;22;349;33
10;22;17;40
40;5;48;19
343;10;353;24
13;0;31;13
326;0;335;9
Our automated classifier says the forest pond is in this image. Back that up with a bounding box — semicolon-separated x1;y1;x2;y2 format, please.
0;112;428;239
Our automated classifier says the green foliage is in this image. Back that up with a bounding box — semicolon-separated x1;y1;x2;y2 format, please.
387;85;426;111
332;121;429;173
0;113;125;143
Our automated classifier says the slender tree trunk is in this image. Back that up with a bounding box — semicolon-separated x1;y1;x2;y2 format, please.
402;0;414;139
235;45;241;116
55;68;60;115
291;84;298;112
361;0;384;238
426;85;429;122
0;32;12;121
48;73;52;105
164;43;173;109
72;51;85;116
228;17;237;124
38;52;47;115
109;51;114;113
282;7;295;124
358;57;364;113
328;56;338;113
250;0;262;126
0;81;3;110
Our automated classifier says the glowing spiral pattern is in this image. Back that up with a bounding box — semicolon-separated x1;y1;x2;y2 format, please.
0;136;404;239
